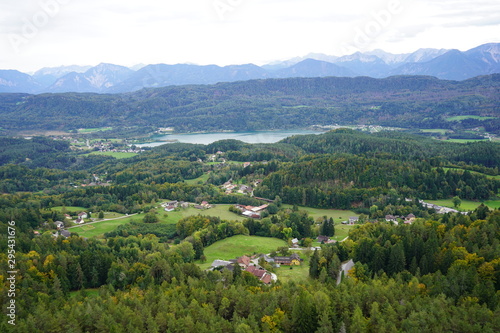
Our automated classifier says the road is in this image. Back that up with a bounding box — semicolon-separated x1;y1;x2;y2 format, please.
67;213;138;229
337;259;355;285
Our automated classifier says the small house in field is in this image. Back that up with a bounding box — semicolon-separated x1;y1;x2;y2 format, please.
317;235;330;243
385;215;397;222
78;212;88;219
54;221;65;229
164;205;175;212
349;216;359;225
166;201;179;207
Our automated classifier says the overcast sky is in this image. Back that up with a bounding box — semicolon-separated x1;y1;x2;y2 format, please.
1;0;499;72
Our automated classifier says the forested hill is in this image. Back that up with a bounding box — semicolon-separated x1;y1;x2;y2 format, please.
281;129;500;168
0;74;499;133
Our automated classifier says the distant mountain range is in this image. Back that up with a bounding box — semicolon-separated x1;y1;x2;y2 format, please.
1;43;499;94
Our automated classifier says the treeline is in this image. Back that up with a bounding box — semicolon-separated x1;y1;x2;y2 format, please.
1;75;499;134
349;207;500;308
0;164;89;193
254;155;499;209
282;129;500;169
0;136;113;170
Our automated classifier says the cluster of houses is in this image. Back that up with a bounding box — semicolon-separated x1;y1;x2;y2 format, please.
222;181;253;195
208;151;226;163
162;200;189;212
341;216;361;225
90;141;143;154
384;214;417;225
233;204;269;219
222;179;263;195
210;253;303;284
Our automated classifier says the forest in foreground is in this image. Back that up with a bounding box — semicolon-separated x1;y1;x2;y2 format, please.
1;129;500;332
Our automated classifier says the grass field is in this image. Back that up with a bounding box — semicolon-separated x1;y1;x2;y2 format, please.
282;205;358;223
484;201;500;209
184;173;210;185
274;252;311;283
156;204;247;224
51;206;87;213
71;204;247;238
332;224;358;242
425;199;483;211
87;151;138;159
445;115;496;122
69;214;145;238
421;129;449;135
197;235;287;270
78;127;113;133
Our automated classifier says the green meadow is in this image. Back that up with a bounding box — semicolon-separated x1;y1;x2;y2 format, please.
197;235;287;270
87;151;138;159
275;252;311;283
184;173;210;185
69;204;247;238
282;205;359;223
445;115;496;121
425;199;482;211
69;214;145;238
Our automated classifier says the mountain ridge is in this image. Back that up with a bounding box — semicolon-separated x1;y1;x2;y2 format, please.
1;43;499;93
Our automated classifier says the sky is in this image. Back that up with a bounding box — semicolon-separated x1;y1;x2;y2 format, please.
1;0;499;73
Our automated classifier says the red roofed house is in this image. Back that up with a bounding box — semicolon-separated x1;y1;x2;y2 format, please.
237;255;251;268
245;265;273;284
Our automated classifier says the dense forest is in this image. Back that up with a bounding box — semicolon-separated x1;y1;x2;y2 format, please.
0;74;499;134
0;129;499;331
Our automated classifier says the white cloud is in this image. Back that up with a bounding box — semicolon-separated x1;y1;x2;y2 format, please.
0;0;498;72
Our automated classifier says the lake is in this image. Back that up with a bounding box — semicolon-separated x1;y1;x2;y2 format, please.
137;130;325;147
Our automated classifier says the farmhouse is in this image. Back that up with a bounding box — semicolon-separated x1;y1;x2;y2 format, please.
78;212;88;219
54;221;65;229
317;235;330;243
385;215;397;222
348;216;359;224
273;253;302;266
210;260;233;270
245;265;273;284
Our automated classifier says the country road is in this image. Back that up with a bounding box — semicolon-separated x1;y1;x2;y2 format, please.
67;213;138;229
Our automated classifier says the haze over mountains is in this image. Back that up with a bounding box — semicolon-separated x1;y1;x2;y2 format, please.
1;43;499;94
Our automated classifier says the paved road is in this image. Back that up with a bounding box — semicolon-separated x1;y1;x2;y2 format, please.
67;213;138;229
337;259;354;285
